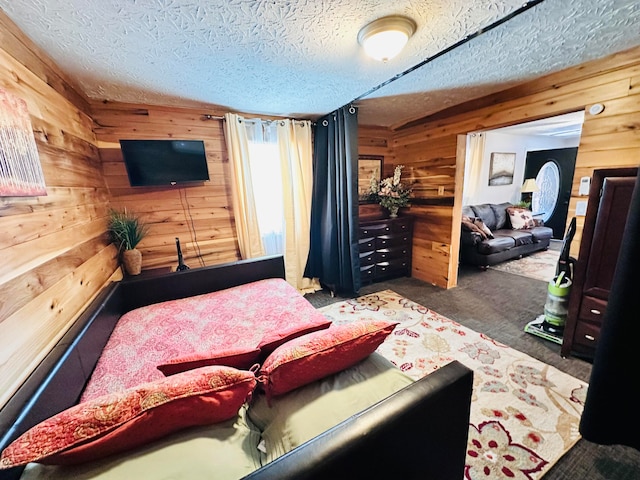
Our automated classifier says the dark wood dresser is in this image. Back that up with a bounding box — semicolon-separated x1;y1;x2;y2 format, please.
359;215;414;284
562;167;638;359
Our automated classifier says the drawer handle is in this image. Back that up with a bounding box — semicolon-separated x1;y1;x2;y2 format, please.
584;334;596;341
590;309;601;315
379;267;386;272
385;227;390;231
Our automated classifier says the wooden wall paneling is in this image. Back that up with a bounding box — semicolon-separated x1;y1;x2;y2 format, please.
358;125;395;218
92;101;241;270
447;136;467;289
394;49;640;131
0;11;90;115
0;245;118;408
0;237;112;322
394;77;630;150
0;11;112;409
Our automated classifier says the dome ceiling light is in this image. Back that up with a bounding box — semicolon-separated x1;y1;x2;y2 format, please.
358;15;417;62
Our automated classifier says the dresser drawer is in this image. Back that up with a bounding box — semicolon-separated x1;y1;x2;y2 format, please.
358;238;376;251
376;234;411;249
376;258;410;277
573;320;601;349
359;250;376;267
391;217;413;233
578;296;607;324
375;246;410;263
359;222;392;238
360;264;375;282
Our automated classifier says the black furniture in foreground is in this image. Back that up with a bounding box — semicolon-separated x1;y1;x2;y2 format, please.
0;255;473;480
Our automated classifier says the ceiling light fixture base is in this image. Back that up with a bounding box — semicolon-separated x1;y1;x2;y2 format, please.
358;16;417;62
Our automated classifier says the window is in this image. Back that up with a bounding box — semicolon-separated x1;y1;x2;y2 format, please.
247;132;284;256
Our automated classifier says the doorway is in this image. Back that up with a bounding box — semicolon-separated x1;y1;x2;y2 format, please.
524;147;578;239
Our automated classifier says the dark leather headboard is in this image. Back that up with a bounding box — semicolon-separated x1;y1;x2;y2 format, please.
0;255;286;480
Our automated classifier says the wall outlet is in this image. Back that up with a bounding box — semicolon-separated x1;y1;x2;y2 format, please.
576;200;588;216
438;186;445;195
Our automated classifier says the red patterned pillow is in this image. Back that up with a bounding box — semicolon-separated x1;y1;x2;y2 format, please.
507;206;536;230
257;314;332;357
0;366;256;468
258;320;398;399
157;347;261;376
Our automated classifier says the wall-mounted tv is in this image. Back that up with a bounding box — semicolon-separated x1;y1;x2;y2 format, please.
119;139;210;187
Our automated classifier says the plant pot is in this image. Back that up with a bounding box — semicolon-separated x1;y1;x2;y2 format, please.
388;206;399;218
122;248;142;276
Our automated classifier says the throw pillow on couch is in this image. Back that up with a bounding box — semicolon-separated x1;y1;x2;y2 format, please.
506;206;536;230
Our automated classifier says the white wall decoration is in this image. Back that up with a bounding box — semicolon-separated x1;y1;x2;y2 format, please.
0;88;46;197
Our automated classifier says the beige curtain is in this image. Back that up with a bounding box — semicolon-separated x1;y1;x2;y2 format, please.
276;120;321;293
463;132;486;205
223;113;265;259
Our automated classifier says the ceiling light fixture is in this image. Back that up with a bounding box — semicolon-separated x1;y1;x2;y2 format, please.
358;16;417;62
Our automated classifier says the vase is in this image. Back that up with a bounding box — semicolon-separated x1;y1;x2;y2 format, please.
122;248;142;276
388;206;399;218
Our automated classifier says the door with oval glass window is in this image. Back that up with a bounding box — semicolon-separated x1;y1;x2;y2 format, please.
524;147;578;239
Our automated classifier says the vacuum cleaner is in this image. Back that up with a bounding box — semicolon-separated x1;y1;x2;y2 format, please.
524;217;577;344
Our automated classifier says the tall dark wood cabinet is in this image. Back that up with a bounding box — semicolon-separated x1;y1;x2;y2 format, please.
562;167;638;359
359;215;414;284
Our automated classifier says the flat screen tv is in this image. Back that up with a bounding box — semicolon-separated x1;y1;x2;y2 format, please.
119;139;210;187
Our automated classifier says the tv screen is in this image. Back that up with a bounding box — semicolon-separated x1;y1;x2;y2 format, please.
119;139;210;187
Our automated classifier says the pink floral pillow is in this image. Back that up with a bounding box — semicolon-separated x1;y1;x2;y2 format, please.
0;366;256;468
157;347;261;376
507;206;536;230
257;315;332;357
258;320;398;399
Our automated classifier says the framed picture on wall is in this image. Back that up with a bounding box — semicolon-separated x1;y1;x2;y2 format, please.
358;155;383;202
488;152;515;186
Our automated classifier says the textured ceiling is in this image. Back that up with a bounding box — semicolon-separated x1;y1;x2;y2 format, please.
0;0;638;128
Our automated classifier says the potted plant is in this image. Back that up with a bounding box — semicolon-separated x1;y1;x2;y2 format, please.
368;165;413;217
108;208;149;275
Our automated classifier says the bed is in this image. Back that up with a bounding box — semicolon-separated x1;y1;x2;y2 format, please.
0;255;473;480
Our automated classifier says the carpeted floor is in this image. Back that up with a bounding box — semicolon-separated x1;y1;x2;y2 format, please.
304;262;640;480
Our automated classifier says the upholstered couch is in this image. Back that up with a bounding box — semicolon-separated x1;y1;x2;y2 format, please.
460;202;553;268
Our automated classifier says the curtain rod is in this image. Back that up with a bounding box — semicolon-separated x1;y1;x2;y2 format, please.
201;114;311;126
352;0;547;103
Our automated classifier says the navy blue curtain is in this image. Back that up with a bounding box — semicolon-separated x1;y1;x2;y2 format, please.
579;170;640;451
304;105;361;295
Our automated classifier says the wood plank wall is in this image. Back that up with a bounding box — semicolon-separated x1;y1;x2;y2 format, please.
358;125;396;219
0;12;116;408
389;46;640;289
92;102;241;270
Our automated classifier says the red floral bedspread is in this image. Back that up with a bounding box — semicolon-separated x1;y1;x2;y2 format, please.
81;278;328;401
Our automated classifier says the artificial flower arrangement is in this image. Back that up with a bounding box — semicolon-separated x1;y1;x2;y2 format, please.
369;165;412;217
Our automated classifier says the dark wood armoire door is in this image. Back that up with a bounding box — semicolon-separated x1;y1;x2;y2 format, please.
562;167;638;359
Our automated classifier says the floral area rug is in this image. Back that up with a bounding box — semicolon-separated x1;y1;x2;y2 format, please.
489;249;560;282
319;290;587;480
